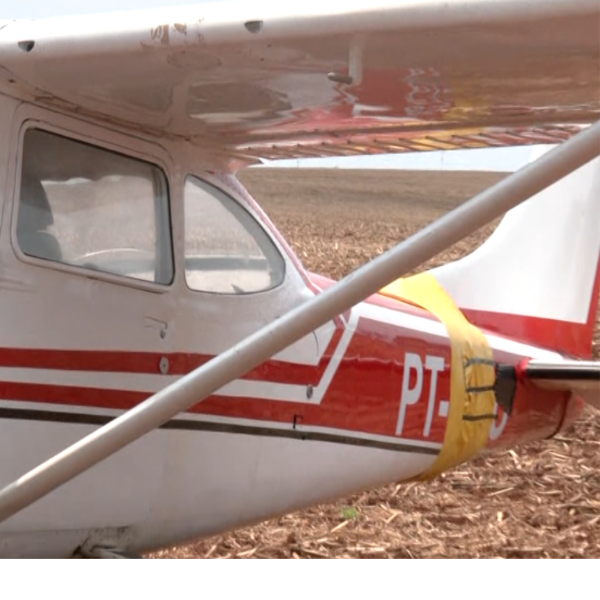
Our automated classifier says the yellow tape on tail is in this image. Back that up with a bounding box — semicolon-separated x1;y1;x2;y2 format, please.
380;272;496;479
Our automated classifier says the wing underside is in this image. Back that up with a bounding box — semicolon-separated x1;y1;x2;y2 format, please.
0;0;598;163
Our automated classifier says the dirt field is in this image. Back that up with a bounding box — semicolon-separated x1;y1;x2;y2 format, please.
151;168;600;559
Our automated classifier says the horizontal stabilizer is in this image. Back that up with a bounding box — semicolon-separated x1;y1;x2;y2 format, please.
524;359;600;409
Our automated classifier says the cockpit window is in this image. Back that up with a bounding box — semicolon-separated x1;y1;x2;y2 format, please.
15;128;173;285
184;175;285;294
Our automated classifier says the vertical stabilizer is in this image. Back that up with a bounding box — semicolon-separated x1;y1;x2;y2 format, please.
430;150;600;358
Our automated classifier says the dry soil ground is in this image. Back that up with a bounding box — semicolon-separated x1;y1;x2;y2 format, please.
151;168;600;559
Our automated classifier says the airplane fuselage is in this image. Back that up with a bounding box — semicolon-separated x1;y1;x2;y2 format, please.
0;86;584;558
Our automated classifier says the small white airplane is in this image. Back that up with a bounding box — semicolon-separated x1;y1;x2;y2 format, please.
0;0;598;559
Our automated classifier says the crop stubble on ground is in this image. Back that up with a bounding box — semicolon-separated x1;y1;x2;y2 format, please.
152;169;600;559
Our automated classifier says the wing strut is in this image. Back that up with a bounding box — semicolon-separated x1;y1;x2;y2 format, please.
0;120;598;526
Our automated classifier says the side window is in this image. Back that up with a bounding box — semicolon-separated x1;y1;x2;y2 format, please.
184;176;285;294
16;128;173;285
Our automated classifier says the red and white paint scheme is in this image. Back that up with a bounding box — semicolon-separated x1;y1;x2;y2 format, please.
0;0;598;558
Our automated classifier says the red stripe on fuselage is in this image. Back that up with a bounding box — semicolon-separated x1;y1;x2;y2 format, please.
0;294;577;450
0;326;345;385
461;309;594;359
0;382;148;411
0;317;453;444
310;272;600;359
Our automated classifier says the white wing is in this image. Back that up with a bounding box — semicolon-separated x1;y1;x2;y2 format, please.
0;0;598;163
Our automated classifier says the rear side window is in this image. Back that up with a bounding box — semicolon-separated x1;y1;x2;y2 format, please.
15;128;173;285
184;176;285;294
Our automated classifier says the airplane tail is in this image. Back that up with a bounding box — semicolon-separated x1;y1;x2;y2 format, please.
429;148;600;360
